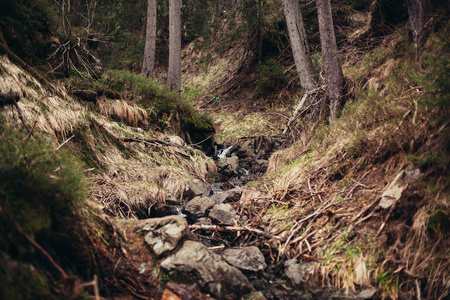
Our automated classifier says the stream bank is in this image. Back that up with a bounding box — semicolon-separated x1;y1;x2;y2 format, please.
124;135;378;300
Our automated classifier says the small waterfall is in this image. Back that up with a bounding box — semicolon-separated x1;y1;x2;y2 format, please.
217;145;233;159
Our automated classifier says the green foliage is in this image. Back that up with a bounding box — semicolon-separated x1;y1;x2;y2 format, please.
256;58;287;96
0;117;88;259
408;54;450;113
0;256;54;300
428;210;450;235
0;0;59;64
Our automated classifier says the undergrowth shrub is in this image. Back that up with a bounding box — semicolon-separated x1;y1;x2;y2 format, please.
0;117;90;298
256;58;287;96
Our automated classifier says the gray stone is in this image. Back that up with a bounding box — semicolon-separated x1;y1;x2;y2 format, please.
194;217;213;226
222;246;267;272
164;135;185;147
284;262;317;288
141;216;188;256
209;203;239;225
210;187;243;204
183;179;212;200
251;159;269;173
217;155;240;175
160;240;253;299
185;196;216;218
357;288;377;299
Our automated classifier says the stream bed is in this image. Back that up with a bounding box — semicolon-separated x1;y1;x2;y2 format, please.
142;136;375;300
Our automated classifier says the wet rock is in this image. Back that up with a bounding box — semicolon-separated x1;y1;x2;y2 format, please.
160;240;253;299
162;281;215;300
210;187;243;204
141;216;188;256
150;204;181;218
284;262;317;288
209;203;239;225
222;246;267;272
217;155;240;175
251;159;269;174
237;140;255;159
183;179;212;200
185;196;216;218
206;171;227;183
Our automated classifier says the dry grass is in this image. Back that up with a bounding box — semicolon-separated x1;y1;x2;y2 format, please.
214;112;281;143
86;116;216;218
97;96;150;128
239;31;449;298
0;55;86;140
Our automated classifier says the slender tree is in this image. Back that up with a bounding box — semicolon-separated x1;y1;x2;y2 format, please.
316;0;343;124
167;0;182;93
282;0;318;92
142;0;157;77
405;0;430;59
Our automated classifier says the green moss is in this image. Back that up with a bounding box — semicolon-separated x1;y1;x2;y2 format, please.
0;257;54;300
428;210;450;235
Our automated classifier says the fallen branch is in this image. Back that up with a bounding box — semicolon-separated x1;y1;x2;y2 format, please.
283;93;308;135
11;94;32;134
189;224;277;239
24;114;40;143
56;135;75;151
120;137;179;147
12;217;68;279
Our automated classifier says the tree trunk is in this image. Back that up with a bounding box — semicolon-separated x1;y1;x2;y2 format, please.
405;0;430;59
142;0;157;77
282;0;318;92
167;0;182;93
316;0;343;124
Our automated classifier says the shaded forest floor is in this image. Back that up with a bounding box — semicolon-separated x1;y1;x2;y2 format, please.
0;2;449;300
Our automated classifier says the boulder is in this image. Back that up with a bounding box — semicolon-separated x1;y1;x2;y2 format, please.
160;240;253;299
251;159;269;174
217;156;240;175
184;196;216;218
210;187;243;204
164;135;185;147
209;203;239;225
222;246;267;272
357;288;377;299
236;140;255;159
141;216;188;256
284;262;317;288
183;179;212;200
193;217;213;226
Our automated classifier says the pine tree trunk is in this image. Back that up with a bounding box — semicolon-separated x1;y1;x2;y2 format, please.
406;0;430;59
141;0;157;77
316;0;343;124
282;0;318;93
167;0;182;93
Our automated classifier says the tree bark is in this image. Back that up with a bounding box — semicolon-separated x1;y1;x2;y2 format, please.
282;0;318;92
405;0;430;59
167;0;182;93
142;0;157;77
316;0;343;124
